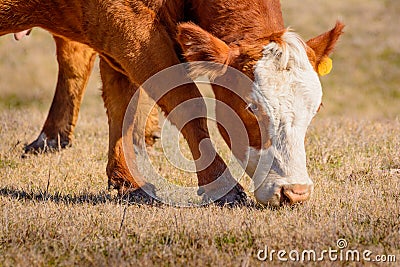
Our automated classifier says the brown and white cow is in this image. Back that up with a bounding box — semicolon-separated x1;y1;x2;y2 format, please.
0;0;343;206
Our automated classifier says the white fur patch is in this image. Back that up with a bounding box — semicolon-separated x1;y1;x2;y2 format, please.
240;146;313;194
247;31;321;198
252;31;322;140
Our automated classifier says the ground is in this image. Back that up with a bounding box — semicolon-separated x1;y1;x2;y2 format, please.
0;0;399;266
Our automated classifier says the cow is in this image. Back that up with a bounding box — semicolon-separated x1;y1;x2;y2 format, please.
13;32;161;152
0;0;344;206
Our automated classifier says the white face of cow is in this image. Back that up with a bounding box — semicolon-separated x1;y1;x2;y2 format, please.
247;32;322;206
177;21;344;206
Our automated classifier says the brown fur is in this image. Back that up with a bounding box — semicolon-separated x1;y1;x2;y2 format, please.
0;0;235;199
24;35;160;153
0;0;343;203
177;8;343;155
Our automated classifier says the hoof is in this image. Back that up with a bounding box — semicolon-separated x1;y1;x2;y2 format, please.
24;132;71;154
121;187;159;205
214;184;248;207
109;178;158;205
199;183;248;207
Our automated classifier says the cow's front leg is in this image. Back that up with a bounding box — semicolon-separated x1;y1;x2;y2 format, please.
24;36;160;154
98;20;246;204
100;59;156;200
101;60;245;204
25;37;96;153
154;83;246;205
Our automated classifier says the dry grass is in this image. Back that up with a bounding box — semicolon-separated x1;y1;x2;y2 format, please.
0;0;399;266
0;114;399;266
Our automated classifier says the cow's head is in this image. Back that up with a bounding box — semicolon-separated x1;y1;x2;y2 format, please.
177;22;344;206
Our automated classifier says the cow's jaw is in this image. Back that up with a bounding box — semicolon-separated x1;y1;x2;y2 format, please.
244;31;322;206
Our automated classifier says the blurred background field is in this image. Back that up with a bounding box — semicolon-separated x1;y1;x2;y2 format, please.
284;0;400;119
0;1;399;266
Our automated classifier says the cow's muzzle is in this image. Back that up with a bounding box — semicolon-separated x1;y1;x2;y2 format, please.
280;184;313;205
254;181;313;207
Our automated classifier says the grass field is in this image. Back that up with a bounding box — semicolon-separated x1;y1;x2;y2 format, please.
0;0;399;266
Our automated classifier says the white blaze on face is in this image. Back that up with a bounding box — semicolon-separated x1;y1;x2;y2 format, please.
248;32;322;204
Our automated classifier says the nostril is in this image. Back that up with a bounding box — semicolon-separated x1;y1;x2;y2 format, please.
279;187;291;205
281;184;312;205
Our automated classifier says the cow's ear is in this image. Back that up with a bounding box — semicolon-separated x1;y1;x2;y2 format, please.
306;21;345;76
177;22;237;79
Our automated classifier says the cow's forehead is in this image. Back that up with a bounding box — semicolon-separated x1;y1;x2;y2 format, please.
249;31;322;137
235;32;312;80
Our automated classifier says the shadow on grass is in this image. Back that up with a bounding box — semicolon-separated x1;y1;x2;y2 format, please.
0;186;272;210
0;186;159;207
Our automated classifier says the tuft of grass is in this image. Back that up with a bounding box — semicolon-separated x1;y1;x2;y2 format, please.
0;93;47;110
0;158;18;169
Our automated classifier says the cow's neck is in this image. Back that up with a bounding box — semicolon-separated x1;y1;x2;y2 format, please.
190;0;284;169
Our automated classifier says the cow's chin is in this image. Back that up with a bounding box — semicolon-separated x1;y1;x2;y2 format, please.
253;170;314;207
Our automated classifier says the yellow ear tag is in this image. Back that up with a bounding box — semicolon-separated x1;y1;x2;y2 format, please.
317;57;333;76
